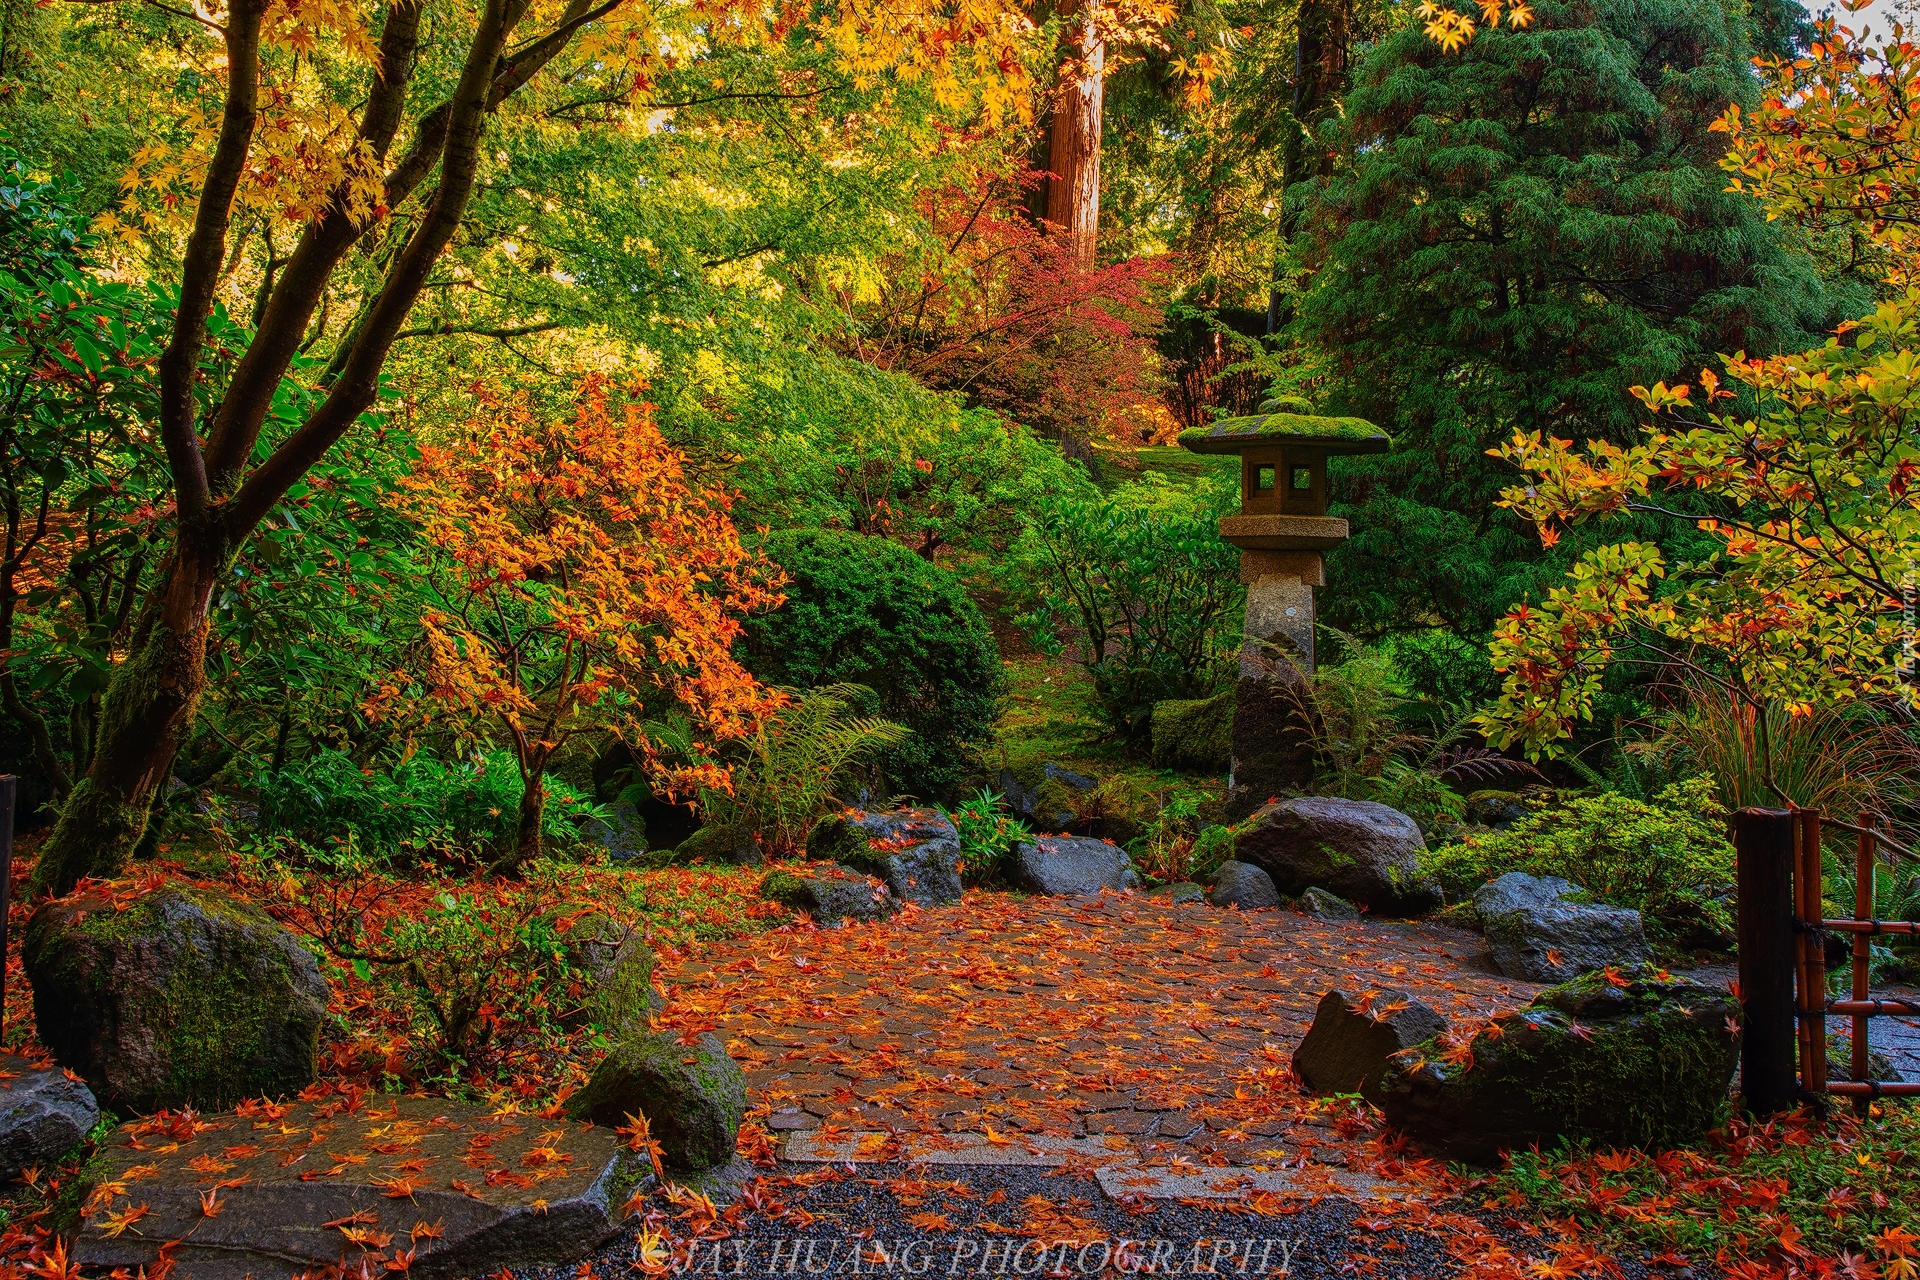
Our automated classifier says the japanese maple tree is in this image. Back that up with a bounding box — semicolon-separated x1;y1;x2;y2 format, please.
30;0;1045;895
373;377;784;874
1478;12;1920;761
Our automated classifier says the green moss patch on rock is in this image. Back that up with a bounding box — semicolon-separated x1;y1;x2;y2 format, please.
757;864;897;924
1378;966;1740;1164
24;883;329;1114
1150;692;1233;773
568;1030;745;1174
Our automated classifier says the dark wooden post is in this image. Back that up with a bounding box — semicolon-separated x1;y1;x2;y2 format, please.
1734;807;1798;1114
1795;808;1827;1102
1854;814;1876;1115
0;775;13;1041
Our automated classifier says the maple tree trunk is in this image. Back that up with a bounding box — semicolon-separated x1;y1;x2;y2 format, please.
32;535;226;895
1044;0;1105;265
504;775;547;875
31;0;594;895
1267;0;1351;332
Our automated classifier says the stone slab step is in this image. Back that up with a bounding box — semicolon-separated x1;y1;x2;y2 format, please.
74;1094;635;1280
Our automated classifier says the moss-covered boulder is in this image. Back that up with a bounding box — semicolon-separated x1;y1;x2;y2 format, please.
674;822;764;866
759;865;897;924
1377;967;1741;1163
1234;796;1441;916
556;914;659;1035
568;1030;745;1173
24;883;328;1114
806;808;963;906
1150;691;1233;772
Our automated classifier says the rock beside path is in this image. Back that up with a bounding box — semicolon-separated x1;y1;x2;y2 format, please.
73;1094;633;1280
1473;872;1582;919
558;914;659;1034
807;808;964;906
1010;837;1137;896
1485;903;1652;983
1378;968;1741;1163
760;864;897;924
0;1055;97;1180
1299;886;1361;922
582;801;649;863
1233;797;1441;916
1293;990;1448;1103
25;883;328;1114
676;822;765;866
1208;861;1280;910
570;1030;745;1173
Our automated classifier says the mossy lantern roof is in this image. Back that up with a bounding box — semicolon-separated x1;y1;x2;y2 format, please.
1177;413;1391;456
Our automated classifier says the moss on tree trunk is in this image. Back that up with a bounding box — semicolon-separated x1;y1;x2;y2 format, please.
32;549;217;898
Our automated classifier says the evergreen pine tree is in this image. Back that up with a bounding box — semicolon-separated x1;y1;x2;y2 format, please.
1294;0;1852;636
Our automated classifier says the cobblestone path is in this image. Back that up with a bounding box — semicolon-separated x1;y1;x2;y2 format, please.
658;891;1540;1166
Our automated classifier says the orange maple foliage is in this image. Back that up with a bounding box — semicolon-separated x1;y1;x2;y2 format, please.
370;375;785;871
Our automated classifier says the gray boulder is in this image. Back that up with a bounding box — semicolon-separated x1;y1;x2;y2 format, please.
1464;791;1532;829
1152;882;1206;905
759;865;897;924
1299;886;1361;923
1233;797;1441;916
1208;861;1280;909
1485;903;1652;983
1474;872;1582;919
582;801;648;863
25;884;328;1114
1011;837;1136;896
998;762;1095;831
675;822;764;866
1378;968;1740;1163
570;1030;745;1173
806;808;963;906
0;1056;97;1180
74;1095;630;1279
1045;762;1098;792
557;914;659;1034
1293;990;1448;1103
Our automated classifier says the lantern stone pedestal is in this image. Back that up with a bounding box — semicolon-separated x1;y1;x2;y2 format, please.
1179;413;1391;816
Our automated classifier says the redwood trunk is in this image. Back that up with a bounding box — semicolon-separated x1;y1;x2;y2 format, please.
1045;1;1105;264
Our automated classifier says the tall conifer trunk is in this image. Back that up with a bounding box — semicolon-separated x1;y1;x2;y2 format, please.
1044;0;1105;264
1267;0;1351;333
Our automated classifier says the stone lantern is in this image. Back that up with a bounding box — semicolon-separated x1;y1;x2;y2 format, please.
1179;412;1390;808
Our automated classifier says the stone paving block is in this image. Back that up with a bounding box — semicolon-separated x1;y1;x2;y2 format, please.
783;1130;1128;1166
1082;1111;1157;1135
1154;1112;1205;1139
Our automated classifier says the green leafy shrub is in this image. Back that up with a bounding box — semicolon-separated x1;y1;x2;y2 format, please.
1009;476;1242;745
942;789;1032;883
742;530;1001;800
249;749;602;861
1420;777;1735;943
1295;633;1539;830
